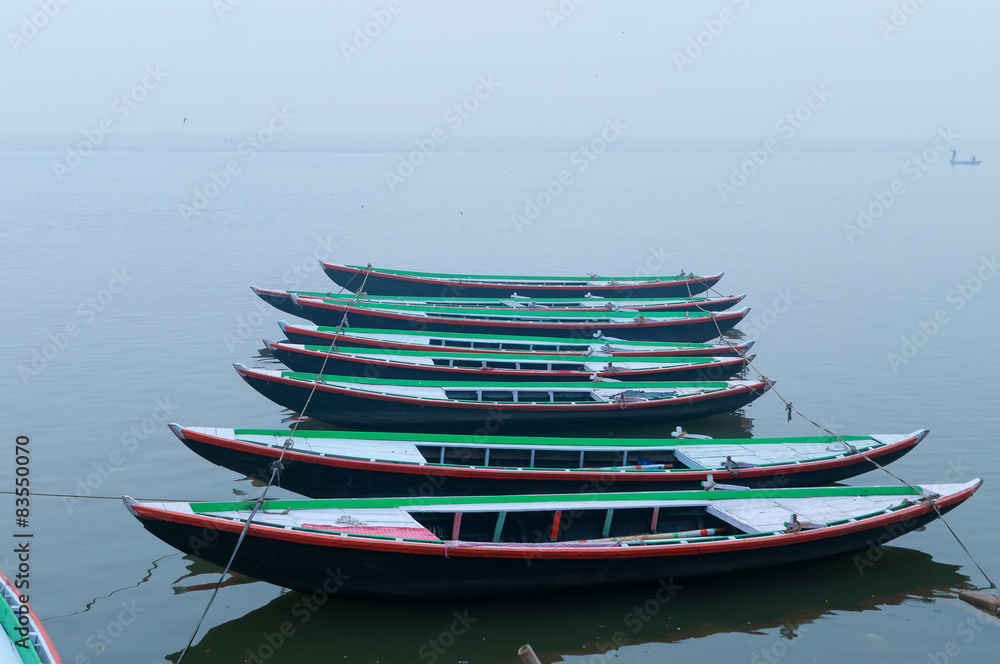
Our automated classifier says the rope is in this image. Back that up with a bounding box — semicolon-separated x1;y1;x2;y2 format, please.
176;264;373;663
331;262;372;295
684;279;997;591
0;490;191;502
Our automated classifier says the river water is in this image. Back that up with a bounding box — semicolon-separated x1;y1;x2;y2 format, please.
1;145;998;663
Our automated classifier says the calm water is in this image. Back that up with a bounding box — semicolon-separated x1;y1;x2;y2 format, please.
2;146;999;664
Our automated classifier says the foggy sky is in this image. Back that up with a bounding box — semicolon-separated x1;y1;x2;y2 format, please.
1;0;997;139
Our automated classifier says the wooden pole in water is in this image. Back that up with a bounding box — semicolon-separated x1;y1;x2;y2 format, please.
959;591;1000;616
518;644;542;664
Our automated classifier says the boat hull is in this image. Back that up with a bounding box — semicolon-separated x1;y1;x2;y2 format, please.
267;298;747;343
279;325;755;357
237;370;770;431
321;263;723;298
127;488;974;599
255;288;744;314
266;344;751;383
176;429;922;499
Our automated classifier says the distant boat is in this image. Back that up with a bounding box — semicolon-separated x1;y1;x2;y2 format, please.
951;150;981;166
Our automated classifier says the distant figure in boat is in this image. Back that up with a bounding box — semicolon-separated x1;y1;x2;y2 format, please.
951;150;982;166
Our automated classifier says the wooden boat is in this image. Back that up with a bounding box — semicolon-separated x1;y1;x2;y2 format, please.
950;150;981;166
262;340;754;382
277;322;755;358
259;294;749;343
169;424;929;498
124;479;982;598
252;286;746;314
0;568;62;664
320;262;724;298
234;365;772;430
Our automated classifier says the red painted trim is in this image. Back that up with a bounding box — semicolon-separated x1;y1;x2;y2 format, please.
281;326;754;357
0;568;63;663
292;297;745;331
272;342;747;378
240;367;768;412
321;262;723;293
131;481;978;562
181;429;921;484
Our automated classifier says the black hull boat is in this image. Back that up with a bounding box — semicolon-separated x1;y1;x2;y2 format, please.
277;323;755;357
320;262;724;298
251;287;746;315
124;480;981;599
259;293;749;343
262;340;754;382
234;365;772;431
170;425;928;498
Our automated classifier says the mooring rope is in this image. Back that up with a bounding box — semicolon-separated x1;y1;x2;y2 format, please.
176;265;373;663
331;262;372;295
684;279;996;591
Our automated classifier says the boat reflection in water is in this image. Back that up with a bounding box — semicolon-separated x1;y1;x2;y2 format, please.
163;547;971;664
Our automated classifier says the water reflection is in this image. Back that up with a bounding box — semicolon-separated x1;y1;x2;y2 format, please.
171;557;258;595
163;547;970;664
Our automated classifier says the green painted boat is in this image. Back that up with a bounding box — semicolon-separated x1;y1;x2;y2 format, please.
124;478;982;598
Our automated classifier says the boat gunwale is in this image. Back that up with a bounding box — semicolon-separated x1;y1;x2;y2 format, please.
277;342;740;366
236;367;767;410
178;426;923;480
126;479;980;559
287;294;746;324
324;261;722;286
0;568;61;664
282;325;740;349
